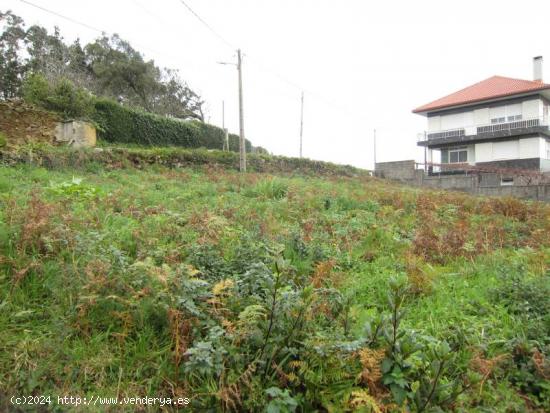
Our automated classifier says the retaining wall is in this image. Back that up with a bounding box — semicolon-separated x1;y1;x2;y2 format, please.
375;160;550;202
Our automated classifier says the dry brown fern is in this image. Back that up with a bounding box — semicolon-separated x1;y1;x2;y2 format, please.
357;347;386;396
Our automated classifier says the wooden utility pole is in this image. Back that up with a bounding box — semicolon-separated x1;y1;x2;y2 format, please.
224;128;229;153
299;91;304;158
218;50;246;171
237;49;246;172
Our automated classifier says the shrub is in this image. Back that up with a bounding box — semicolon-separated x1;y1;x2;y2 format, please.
93;98;253;152
22;73;95;120
243;177;288;200
21;73;49;104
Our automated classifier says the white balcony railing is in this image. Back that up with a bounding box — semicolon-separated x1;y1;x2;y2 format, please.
418;117;549;142
476;117;544;134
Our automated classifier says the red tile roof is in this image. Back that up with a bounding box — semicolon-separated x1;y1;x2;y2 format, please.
413;76;550;114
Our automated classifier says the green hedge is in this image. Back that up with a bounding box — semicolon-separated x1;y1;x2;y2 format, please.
93;99;253;152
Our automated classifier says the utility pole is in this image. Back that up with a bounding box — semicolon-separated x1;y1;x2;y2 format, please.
373;128;377;173
225;126;229;153
222;100;229;151
237;49;246;172
299;91;304;158
222;100;225;151
218;50;246;172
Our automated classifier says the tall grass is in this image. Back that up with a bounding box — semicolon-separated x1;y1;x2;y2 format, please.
0;163;548;411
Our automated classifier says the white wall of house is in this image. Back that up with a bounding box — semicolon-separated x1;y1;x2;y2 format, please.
440;112;465;130
474;137;545;162
520;138;543;158
522;99;541;119
474;108;490;125
475;142;492;162
427;98;543;132
467;145;475;164
427;116;441;132
542;139;549;159
493;140;520;160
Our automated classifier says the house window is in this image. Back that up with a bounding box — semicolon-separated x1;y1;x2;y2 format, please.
500;177;514;186
491;114;522;124
448;147;468;163
507;115;522;122
490;103;522;124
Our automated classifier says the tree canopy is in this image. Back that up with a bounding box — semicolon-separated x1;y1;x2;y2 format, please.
0;10;204;120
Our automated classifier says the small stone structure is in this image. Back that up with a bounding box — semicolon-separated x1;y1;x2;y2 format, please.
55;121;96;148
0;99;96;148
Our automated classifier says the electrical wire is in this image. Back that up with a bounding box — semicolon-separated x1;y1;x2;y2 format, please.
17;0;368;125
177;0;235;50
174;0;365;121
16;0;219;78
19;0;104;33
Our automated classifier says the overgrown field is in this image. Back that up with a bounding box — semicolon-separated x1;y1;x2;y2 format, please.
0;161;549;412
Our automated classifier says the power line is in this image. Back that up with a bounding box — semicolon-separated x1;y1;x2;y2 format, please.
174;1;365;121
176;0;235;50
16;0;218;78
19;0;104;34
131;0;172;27
18;0;371;133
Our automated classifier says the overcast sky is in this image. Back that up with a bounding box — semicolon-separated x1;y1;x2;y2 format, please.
3;0;550;168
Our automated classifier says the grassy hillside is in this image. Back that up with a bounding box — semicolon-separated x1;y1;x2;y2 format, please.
0;144;366;178
0;158;549;411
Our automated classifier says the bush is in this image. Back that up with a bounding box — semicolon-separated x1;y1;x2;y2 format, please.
0;131;7;147
22;73;49;104
22;73;95;120
243;177;288;199
93;98;253;152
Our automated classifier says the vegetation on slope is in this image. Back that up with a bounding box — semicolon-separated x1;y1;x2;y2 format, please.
0;144;365;177
0;161;549;412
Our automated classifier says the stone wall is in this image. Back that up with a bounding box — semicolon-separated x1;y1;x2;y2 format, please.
0;99;95;148
475;184;550;201
376;158;550;202
375;160;418;180
0;99;60;147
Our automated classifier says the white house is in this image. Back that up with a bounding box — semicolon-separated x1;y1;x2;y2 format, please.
414;57;550;171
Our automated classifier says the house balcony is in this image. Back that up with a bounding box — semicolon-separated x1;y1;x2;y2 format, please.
417;117;550;147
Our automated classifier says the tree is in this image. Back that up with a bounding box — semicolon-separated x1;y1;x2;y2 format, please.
84;34;161;110
0;11;26;99
0;10;206;121
25;25;68;80
153;69;204;120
